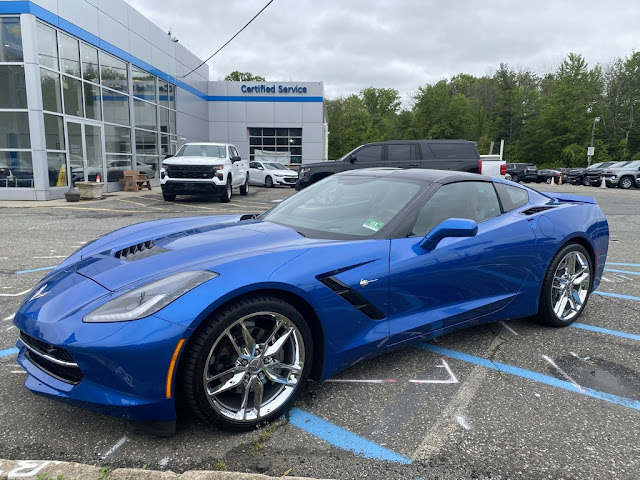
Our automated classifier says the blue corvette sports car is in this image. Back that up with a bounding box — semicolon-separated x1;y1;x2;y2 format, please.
14;169;609;431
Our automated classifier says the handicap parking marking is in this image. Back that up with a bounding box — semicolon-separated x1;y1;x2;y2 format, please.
594;291;640;302
15;266;56;275
570;322;640;342
0;348;18;357
419;343;640;411
288;408;412;464
604;268;640;276
606;262;640;267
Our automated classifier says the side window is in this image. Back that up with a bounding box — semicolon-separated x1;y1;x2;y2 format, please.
387;144;416;161
494;183;528;212
249;162;258;168
355;145;382;163
411;182;501;237
228;146;235;158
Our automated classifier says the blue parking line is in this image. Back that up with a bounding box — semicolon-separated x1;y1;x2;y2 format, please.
570;323;640;342
418;344;640;411
288;408;412;464
604;268;640;276
0;347;19;357
606;262;640;267
593;291;640;302
16;266;56;274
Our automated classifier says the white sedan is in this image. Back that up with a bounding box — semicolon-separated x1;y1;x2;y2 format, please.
249;161;298;187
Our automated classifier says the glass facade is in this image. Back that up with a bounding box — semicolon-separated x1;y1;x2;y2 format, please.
248;127;303;164
29;20;178;188
0;17;32;188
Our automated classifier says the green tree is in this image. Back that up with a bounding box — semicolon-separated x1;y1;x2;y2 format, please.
413;80;474;139
224;71;266;81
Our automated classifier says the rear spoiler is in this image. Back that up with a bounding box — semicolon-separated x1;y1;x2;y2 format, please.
543;192;596;204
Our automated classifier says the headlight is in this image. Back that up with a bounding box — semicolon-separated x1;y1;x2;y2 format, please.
299;168;309;178
83;270;218;323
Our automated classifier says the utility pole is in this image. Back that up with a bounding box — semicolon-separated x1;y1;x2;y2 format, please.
587;117;600;166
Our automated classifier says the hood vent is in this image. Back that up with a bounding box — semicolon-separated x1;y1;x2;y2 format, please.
113;240;168;261
521;206;557;215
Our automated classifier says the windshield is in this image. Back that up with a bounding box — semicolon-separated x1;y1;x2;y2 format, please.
266;163;288;170
607;161;631;169
175;144;226;158
260;174;422;238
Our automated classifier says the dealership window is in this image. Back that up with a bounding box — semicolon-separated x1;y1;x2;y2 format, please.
0;17;23;62
0;17;31;188
59;33;80;77
100;52;127;93
248;127;302;164
81;43;99;83
0;65;27;109
133;67;155;102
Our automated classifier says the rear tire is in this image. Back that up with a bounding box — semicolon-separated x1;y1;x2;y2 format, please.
220;177;232;203
511;174;519;183
537;244;592;327
180;296;312;431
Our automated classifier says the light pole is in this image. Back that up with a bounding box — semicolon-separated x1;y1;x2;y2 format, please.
587;116;600;166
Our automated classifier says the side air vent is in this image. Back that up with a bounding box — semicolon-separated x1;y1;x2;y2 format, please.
317;276;385;320
113;240;168;261
521;206;557;215
240;213;259;221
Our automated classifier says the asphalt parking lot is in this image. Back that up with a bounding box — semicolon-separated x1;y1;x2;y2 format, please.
0;183;639;479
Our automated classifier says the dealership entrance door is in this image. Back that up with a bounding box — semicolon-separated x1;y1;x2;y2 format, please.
66;119;106;187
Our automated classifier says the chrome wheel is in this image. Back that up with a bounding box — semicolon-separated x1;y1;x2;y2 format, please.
550;250;590;322
203;311;305;422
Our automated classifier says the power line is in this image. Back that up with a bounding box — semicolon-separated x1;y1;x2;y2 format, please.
179;0;274;79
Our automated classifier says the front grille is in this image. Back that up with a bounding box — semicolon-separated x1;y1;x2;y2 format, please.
19;331;83;384
167;165;217;179
113;240;168;261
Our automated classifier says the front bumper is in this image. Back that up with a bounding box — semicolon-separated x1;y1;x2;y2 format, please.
295;177;310;190
161;179;225;196
273;176;298;186
14;305;190;422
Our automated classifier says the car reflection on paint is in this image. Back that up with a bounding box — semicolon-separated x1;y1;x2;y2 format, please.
13;168;609;432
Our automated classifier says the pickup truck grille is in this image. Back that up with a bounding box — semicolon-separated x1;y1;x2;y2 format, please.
166;165;217;179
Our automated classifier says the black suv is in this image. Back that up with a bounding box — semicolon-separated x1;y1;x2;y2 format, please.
295;140;481;190
566;161;616;185
505;163;538;183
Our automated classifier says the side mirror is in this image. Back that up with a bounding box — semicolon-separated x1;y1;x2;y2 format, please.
258;166;264;170
231;155;241;163
349;154;357;164
419;218;478;250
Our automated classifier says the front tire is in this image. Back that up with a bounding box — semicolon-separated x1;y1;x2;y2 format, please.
538;244;592;327
180;296;312;430
511;174;519;183
619;176;633;189
163;193;176;201
264;176;274;188
220;177;232;203
240;175;249;196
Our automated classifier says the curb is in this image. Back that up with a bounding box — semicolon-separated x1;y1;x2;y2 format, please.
0;459;331;480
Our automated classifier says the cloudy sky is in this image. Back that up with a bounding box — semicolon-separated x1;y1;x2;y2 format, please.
127;0;640;104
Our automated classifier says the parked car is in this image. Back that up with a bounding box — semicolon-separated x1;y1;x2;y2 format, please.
602;160;640;189
249;161;297;188
505;163;538;183
296;139;481;190
161;142;249;202
13;168;608;431
584;161;627;187
480;155;507;178
566;162;616;186
536;169;563;184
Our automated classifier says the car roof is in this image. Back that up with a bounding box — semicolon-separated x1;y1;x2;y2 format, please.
338;167;490;184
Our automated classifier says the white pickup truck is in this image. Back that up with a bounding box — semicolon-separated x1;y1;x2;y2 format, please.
480;154;507;178
160;142;249;202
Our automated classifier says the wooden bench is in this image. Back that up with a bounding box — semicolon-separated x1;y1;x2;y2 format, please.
123;170;152;192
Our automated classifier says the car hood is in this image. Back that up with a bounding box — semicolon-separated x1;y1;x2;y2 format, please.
52;216;312;292
164;156;226;165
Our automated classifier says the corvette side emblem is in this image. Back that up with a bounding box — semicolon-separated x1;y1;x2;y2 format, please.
359;278;378;288
29;284;50;301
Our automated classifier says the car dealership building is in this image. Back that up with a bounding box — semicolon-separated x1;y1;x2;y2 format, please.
0;0;327;200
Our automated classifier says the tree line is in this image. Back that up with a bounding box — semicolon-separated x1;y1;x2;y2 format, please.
324;52;640;168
